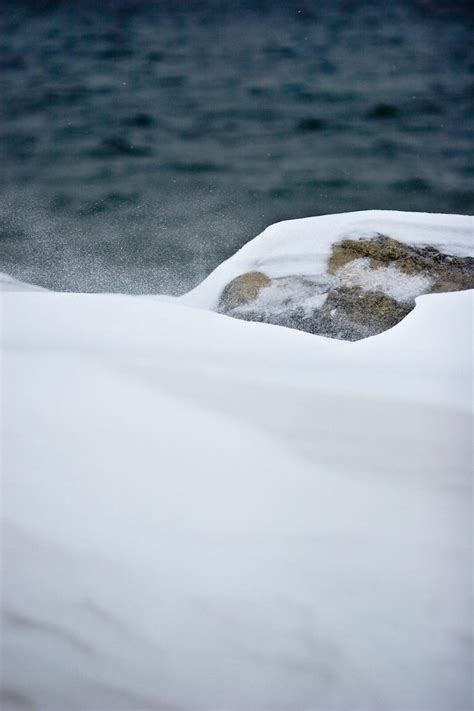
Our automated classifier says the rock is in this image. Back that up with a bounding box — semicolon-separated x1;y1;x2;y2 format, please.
328;235;474;293
222;284;413;342
219;271;272;311
217;235;474;341
321;287;413;340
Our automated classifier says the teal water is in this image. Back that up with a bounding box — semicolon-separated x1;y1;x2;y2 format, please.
1;0;473;293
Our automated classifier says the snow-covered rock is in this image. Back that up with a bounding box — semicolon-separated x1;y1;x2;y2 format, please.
1;215;472;710
183;211;473;340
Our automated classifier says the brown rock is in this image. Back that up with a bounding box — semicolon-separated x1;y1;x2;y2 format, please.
320;287;414;340
218;271;271;311
328;235;474;293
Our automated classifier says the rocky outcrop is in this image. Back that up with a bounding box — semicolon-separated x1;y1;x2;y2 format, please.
218;235;474;341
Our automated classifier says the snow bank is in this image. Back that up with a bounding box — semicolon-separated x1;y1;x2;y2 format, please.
0;273;47;292
182;210;473;310
1;273;472;709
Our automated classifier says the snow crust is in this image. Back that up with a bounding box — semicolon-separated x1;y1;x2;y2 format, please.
181;210;473;310
1;270;472;709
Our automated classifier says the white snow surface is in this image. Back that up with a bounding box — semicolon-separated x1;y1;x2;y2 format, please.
0;273;47;292
233;275;330;316
182;210;473;310
336;257;434;303
1;260;472;709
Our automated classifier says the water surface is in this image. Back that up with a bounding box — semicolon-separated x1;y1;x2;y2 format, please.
1;0;472;293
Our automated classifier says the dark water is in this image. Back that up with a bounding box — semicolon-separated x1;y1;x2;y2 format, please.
1;0;473;294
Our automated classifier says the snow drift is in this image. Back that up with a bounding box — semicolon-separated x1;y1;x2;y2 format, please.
1;211;473;710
